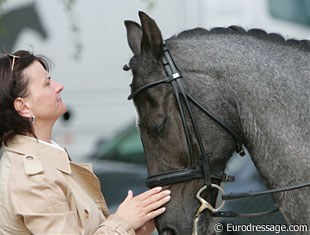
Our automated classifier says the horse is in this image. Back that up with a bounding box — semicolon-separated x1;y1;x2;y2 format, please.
124;12;310;235
0;3;47;51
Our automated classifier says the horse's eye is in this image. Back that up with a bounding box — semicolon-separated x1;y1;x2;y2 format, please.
153;117;169;136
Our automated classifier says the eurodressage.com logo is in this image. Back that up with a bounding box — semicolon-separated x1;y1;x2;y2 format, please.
213;222;309;234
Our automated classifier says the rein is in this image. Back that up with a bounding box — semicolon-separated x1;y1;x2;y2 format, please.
127;43;310;219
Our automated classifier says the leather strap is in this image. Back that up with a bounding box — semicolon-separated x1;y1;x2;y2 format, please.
213;208;279;218
145;169;234;188
223;182;310;201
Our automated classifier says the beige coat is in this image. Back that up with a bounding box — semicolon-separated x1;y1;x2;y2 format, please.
0;135;135;235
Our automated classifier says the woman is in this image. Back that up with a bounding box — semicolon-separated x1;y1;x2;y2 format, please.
0;50;171;235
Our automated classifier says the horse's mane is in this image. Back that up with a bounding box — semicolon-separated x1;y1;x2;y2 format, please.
175;26;310;52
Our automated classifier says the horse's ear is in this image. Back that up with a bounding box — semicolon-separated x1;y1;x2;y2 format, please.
125;20;142;55
139;11;163;60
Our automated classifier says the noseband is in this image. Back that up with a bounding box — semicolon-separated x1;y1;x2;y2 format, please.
127;43;310;219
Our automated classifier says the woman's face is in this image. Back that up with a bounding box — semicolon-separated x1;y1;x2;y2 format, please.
24;60;66;124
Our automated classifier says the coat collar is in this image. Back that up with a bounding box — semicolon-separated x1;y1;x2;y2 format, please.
3;135;72;174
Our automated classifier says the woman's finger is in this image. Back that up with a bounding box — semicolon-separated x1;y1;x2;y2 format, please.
123;189;134;202
146;206;167;220
145;195;171;212
135;187;163;200
141;189;171;207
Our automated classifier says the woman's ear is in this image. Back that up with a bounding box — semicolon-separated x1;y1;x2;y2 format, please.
14;97;31;118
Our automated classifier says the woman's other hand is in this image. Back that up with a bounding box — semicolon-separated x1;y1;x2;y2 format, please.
115;187;171;230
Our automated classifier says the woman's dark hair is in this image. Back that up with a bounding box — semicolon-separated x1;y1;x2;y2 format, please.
0;50;50;145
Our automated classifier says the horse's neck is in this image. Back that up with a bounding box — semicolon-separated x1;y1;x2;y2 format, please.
214;36;310;187
237;59;310;225
238;93;310;187
170;34;310;226
172;35;310;187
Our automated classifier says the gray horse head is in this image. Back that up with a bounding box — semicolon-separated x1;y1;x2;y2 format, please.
125;12;239;234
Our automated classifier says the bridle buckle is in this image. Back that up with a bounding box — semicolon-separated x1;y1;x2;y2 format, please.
195;184;225;214
172;72;180;79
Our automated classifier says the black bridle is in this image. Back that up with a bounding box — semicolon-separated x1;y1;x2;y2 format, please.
127;43;310;218
128;43;244;189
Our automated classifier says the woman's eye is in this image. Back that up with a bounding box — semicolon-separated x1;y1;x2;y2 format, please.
45;77;51;86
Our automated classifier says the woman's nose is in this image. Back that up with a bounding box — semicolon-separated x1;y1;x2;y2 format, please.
53;80;64;92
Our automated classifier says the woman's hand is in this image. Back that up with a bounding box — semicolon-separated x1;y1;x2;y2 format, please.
115;187;171;230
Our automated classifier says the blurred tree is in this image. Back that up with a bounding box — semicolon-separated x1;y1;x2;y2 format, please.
61;0;82;60
141;0;155;11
